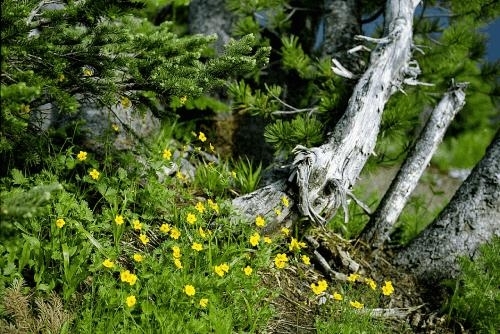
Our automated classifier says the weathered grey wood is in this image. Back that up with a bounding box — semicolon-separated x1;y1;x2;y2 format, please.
233;0;422;231
394;130;500;284
360;83;468;248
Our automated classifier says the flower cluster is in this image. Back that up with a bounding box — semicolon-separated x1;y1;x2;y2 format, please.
214;263;230;277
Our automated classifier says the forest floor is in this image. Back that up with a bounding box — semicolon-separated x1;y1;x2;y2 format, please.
261;165;465;333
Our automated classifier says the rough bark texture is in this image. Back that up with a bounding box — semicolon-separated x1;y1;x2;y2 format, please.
189;0;235;54
360;83;468;248
322;0;362;71
233;0;422;232
394;130;500;284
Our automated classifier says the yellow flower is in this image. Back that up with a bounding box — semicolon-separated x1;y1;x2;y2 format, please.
207;199;219;214
301;255;311;265
209;143;215;153
263;236;272;244
274;253;288;269
112;124;120;132
89;168;100;180
184;284;196;297
249;232;260;247
174;258;183;269
192;242;203;252
350;300;364;309
255;216;265;227
281;195;289;207
198;131;207;142
382;281;394;296
126;295;136;308
133;253;144;262
243;266;253;276
333;292;343;301
172;246;181;259
159;223;171;234
289;238;307;252
170;227;181;240
121;96;131;108
347;273;360;283
77;151;87;161
231;170;236;178
198;227;207;239
199;298;208;308
163;148;172;160
365;278;377;290
179;96;187;105
114;214;124;225
82;66;94;77
176;171;186;181
139;233;149;245
55;218;65;229
280;227;290;236
195;202;205;213
102;259;114;268
274;208;282;216
120;270;138;286
214;263;229;277
220;263;229;273
132;219;142;230
186;213;197;224
311;279;328;295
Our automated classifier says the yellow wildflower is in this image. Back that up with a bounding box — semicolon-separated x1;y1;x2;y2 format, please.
121;96;131;108
350;300;364;309
174;258;183;269
198;131;207;142
365;278;377;290
192;242;203;252
263;236;272;244
55;218;65;229
176;171;186;181
209;143;215;153
112;123;120;132
243;266;253;276
249;232;260;247
220;263;229;273
163;148;172;160
89;168;100;180
184;284;196;297
172;246;181;259
198;227;207;239
231;170;236;178
281;195;289;207
102;259;114;268
170;227;181;239
214;263;229;277
179;96;187;105
281;227;290;236
82;66;94;77
126;295;136;308
133;253;143;262
77;151;87;161
199;298;208;308
159;223;171;234
139;233;149;245
120;270;137;286
255;216;265;227
132;219;142;230
289;237;306;252
333;292;343;301
382;281;394;296
207;199;219;214
195;202;205;213
301;255;311;265
347;273;360;283
311;279;328;295
186;213;197;224
115;215;124;225
274;253;288;269
274;208;282;216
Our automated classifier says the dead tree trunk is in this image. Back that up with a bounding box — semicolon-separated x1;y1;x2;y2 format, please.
393;129;500;284
233;0;422;232
360;83;468;249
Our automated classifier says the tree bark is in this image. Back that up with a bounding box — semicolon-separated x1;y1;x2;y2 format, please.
360;83;468;249
233;0;422;232
393;129;500;284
